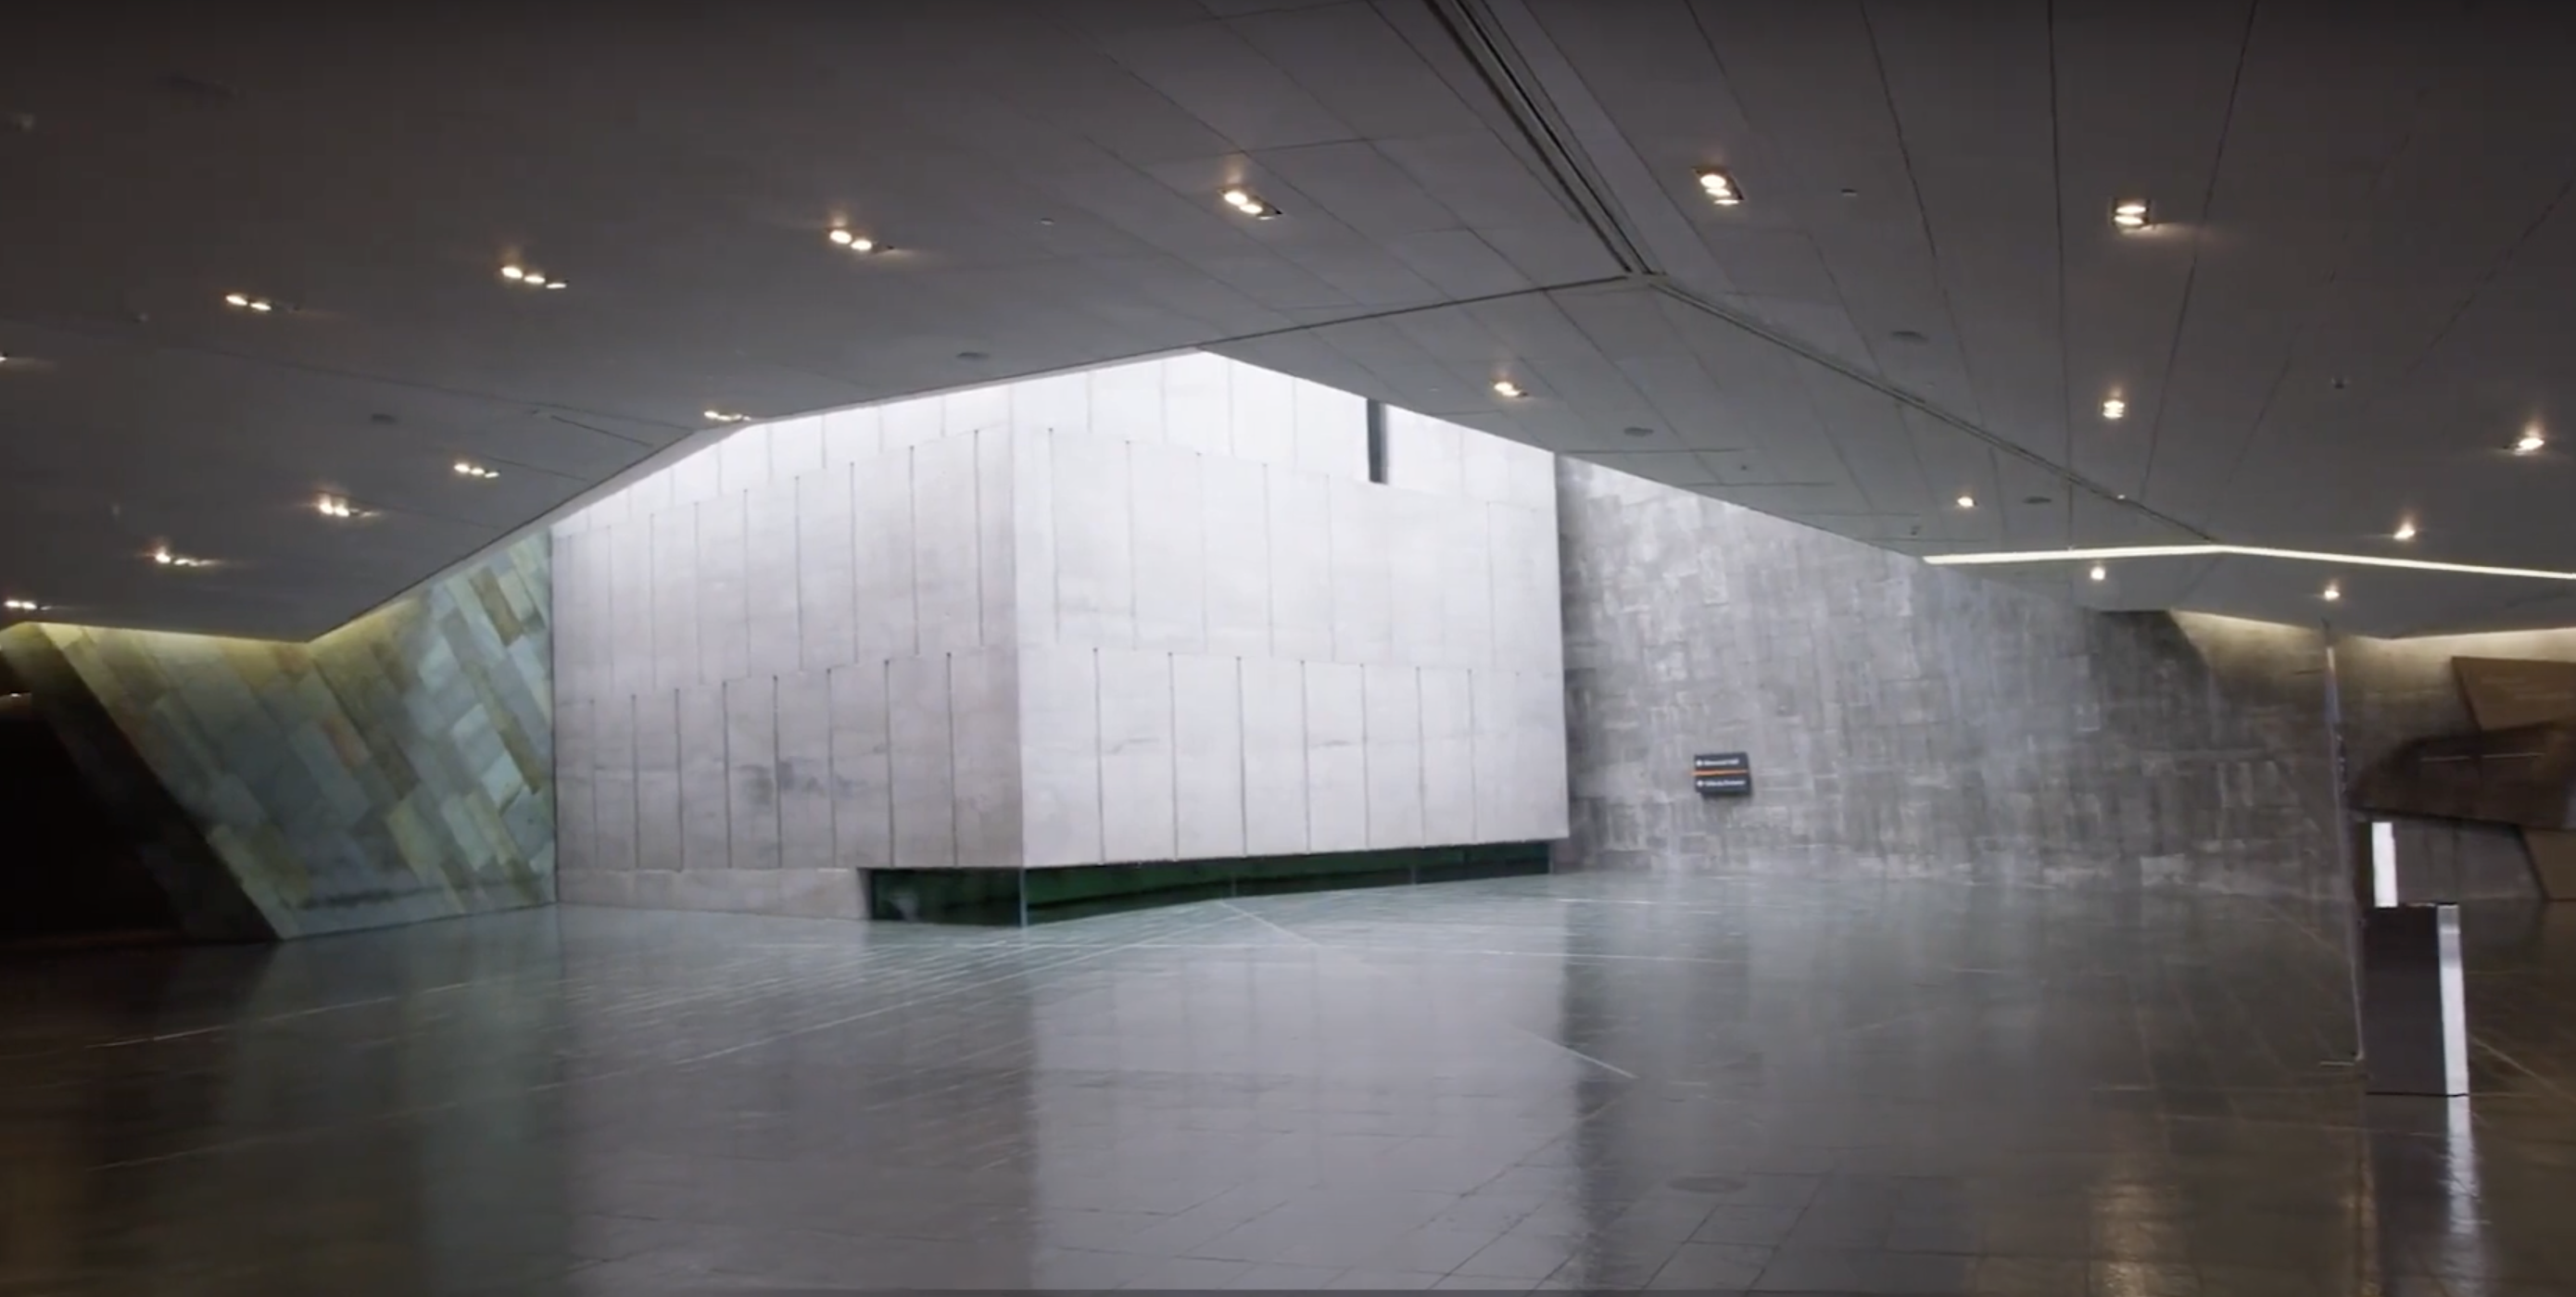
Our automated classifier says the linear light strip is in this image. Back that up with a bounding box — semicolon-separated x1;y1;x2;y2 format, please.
1923;544;2576;583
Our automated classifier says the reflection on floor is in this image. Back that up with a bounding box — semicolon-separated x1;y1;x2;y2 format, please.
4;874;2575;1295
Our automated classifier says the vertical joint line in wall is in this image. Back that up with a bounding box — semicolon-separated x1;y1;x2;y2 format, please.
1360;664;1373;850
945;652;961;867
907;447;922;660
1168;650;1181;856
972;429;985;650
1467;671;1480;841
1417;666;1428;846
1236;656;1250;853
628;693;643;871
1092;648;1108;862
881;657;897;866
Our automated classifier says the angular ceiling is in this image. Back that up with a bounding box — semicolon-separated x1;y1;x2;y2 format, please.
5;1;2573;639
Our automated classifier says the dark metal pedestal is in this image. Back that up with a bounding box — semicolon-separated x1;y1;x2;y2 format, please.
2361;903;2469;1096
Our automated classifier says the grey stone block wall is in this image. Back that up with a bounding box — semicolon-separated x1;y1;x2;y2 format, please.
1553;458;2546;900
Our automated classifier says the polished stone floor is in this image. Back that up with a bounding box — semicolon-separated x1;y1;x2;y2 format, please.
5;874;2576;1295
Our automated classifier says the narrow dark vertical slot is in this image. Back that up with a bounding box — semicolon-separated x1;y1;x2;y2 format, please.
1365;398;1389;485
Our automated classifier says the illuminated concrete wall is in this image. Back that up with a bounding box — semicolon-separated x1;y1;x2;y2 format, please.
0;536;554;939
551;355;1570;918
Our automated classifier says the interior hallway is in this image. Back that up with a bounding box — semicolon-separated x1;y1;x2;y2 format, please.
6;874;2572;1295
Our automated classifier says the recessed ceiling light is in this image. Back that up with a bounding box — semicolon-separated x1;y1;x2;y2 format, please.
1491;379;1526;399
316;494;363;520
704;409;751;423
2393;520;2418;542
2112;199;2152;232
150;547;210;569
2321;582;2342;602
2101;397;2128;420
500;264;564;290
223;293;275;312
1220;187;1279;219
2089;563;2107;583
1695;168;1743;206
1955;494;1976;510
827;228;879;253
3;598;44;612
453;460;499;480
499;266;526;281
2515;427;2546;455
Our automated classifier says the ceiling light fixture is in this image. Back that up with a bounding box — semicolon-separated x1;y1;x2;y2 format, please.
2089;563;2107;583
2322;582;2342;602
2101;397;2128;421
2515;427;2546;455
223;293;276;312
316;494;362;520
2112;199;2152;233
1695;168;1743;206
1955;494;1976;510
500;264;566;290
1491;379;1526;399
3;598;43;612
1220;187;1279;220
827;228;879;253
150;547;210;569
2393;520;2418;542
453;461;499;480
704;409;751;423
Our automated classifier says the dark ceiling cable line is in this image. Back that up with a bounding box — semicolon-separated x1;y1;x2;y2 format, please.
1423;0;1653;275
2044;0;2077;550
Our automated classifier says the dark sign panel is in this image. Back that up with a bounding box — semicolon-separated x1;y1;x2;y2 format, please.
1694;751;1751;797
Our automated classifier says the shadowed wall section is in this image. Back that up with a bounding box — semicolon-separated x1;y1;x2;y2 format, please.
0;536;555;939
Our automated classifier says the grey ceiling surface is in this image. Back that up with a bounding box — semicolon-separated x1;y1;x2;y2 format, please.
4;0;2571;639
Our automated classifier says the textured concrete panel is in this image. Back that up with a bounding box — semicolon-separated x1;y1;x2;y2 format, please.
718;422;771;496
1011;371;1091;434
974;429;1017;654
1438;505;1496;671
949;648;1024;869
887;655;954;867
1293;376;1365;480
1228;361;1296;466
775;671;834;870
796;464;856;673
1172;654;1246;859
821;405;884;463
769;415;825;481
1328;479;1394;664
633;688;683;875
1364;664;1424;849
1267;469;1334;661
609;517;652;700
555;694;597;878
1305;661;1368;851
593;692;638;875
1163;351;1231;457
1091;359;1166;444
1200;457;1272;660
1098;648;1178;862
943;383;1010;441
852;452;918;658
1240;658;1309;856
884;395;941;450
696;494;751;686
724;677;779;871
676;685;730;875
669;442;723;506
1011;428;1060;649
1420;666;1476;843
649;510;698;695
1019;647;1104;867
743;476;803;681
1386;490;1445;668
1053;430;1134;648
1383;407;1465;498
1471;669;1523;845
1131;443;1207;652
827;662;893;870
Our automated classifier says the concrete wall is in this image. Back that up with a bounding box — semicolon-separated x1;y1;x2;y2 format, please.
554;354;1570;916
1010;358;1567;868
1555;458;2563;900
550;401;1020;918
0;536;554;938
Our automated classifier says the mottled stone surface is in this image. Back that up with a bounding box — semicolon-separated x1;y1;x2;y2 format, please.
1553;460;2561;900
0;537;554;938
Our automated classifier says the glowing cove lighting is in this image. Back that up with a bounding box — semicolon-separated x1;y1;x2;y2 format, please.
1923;543;2576;585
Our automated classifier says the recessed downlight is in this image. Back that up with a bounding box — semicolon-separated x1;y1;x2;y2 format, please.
1490;379;1526;399
3;598;44;612
500;264;566;290
1220;187;1279;220
2393;520;2418;542
1694;168;1743;206
2101;397;2128;421
223;293;276;312
704;409;751;424
2515;426;2546;455
453;461;500;480
2322;582;2342;602
827;228;879;253
316;494;363;520
1954;494;1976;510
2089;563;2107;583
2112;199;2152;233
150;547;211;569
